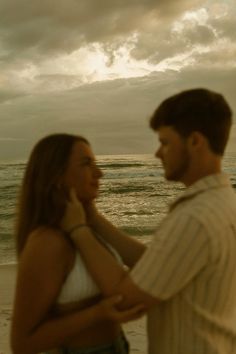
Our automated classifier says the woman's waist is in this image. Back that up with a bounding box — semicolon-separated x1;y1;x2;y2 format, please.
53;297;122;348
46;329;128;354
63;321;122;349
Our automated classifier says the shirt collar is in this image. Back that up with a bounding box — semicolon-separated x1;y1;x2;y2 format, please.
169;173;231;211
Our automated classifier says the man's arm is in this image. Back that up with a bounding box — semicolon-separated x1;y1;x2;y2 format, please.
61;189;158;309
70;225;159;310
90;212;147;268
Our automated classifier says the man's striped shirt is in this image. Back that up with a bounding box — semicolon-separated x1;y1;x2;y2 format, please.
131;173;236;354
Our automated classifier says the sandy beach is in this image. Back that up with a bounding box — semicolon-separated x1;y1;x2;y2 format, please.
0;263;147;354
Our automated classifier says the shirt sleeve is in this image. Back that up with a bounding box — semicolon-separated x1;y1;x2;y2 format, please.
130;212;209;300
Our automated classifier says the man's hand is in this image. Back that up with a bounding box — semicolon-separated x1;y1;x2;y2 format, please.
60;188;87;233
83;201;100;226
98;295;146;323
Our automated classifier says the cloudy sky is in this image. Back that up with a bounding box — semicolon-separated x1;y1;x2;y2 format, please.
0;0;236;160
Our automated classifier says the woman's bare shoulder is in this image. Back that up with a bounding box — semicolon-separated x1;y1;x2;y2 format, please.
30;226;70;248
21;227;74;271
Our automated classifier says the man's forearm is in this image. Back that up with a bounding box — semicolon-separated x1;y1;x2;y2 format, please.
91;214;146;267
61;190;157;308
70;226;158;309
71;226;128;295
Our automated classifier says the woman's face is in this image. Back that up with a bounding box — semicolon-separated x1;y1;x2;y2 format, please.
63;141;103;202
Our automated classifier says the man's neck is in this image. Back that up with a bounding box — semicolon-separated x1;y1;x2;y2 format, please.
183;156;222;187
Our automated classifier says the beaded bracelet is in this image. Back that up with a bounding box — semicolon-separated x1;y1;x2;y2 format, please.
68;224;88;235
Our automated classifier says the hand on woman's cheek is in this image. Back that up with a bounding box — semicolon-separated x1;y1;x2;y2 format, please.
60;188;87;232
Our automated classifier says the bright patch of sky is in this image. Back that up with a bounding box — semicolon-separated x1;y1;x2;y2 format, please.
2;1;234;94
0;0;235;158
7;41;184;92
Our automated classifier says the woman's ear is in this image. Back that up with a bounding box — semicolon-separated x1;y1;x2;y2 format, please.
55;175;69;199
56;182;62;190
56;175;64;190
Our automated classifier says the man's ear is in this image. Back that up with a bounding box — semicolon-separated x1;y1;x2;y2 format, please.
188;131;207;149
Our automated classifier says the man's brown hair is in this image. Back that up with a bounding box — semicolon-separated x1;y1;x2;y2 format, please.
150;88;232;155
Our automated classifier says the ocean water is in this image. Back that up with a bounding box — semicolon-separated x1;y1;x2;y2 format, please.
1;153;236;265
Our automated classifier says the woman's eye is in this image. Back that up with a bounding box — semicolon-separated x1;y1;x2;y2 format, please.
83;161;96;167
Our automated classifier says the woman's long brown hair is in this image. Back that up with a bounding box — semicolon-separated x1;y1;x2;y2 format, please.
15;133;89;256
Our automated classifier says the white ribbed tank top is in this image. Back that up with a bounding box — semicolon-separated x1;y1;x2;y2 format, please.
57;238;123;304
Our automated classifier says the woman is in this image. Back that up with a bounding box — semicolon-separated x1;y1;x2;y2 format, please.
10;133;144;354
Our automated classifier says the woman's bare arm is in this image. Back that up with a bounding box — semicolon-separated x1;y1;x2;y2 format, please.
11;228;144;354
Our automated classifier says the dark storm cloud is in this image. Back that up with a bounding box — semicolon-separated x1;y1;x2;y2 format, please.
0;0;205;61
0;65;235;159
0;0;235;160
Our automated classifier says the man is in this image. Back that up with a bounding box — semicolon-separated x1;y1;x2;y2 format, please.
63;88;236;354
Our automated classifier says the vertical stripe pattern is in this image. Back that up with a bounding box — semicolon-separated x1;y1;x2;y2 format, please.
131;174;236;354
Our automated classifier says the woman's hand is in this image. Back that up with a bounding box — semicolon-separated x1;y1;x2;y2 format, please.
60;188;87;233
98;295;146;323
